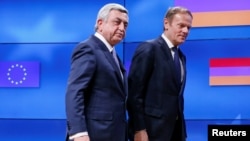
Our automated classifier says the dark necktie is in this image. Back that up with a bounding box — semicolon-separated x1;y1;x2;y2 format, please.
172;47;181;83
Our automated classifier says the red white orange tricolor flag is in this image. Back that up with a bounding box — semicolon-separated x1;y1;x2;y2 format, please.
209;58;250;86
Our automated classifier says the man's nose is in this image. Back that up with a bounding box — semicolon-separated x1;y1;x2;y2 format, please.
118;23;126;31
183;27;189;33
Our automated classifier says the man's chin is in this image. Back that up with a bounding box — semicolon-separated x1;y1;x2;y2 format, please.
112;40;122;45
114;37;123;42
179;38;186;43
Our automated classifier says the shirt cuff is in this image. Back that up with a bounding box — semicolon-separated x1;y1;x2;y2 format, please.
69;132;88;140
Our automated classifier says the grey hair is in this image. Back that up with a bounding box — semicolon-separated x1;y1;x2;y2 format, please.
94;3;128;31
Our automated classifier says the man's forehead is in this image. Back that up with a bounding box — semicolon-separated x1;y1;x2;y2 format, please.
110;13;128;20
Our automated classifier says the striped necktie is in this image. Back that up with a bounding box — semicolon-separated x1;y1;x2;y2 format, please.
111;48;123;80
111;48;120;68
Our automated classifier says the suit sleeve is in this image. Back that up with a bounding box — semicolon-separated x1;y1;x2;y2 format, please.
127;42;155;131
65;43;96;135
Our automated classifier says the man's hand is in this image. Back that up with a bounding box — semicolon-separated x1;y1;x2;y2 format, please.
74;135;90;141
134;130;148;141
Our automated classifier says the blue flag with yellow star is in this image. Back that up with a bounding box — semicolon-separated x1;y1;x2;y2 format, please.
0;61;40;87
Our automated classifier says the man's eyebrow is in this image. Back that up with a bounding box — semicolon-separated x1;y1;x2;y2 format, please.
114;17;123;21
114;17;128;23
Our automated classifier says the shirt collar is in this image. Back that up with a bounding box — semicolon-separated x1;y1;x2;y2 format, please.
161;33;178;49
94;32;114;52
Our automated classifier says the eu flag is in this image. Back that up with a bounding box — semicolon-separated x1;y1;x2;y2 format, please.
0;61;40;87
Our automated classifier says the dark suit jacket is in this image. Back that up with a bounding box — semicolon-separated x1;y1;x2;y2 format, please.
127;36;187;141
65;35;128;141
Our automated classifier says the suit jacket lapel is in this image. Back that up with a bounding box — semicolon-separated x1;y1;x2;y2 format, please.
92;35;125;89
157;37;182;85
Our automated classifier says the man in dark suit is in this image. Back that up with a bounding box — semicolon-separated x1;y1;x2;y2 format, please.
127;6;193;141
65;3;129;141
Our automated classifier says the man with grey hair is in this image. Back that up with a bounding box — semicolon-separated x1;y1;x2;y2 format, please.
65;3;129;141
127;6;193;141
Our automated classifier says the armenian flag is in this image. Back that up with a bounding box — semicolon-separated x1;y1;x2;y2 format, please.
209;58;250;86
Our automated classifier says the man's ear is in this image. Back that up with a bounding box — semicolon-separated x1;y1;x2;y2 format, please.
164;18;169;30
97;19;103;32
